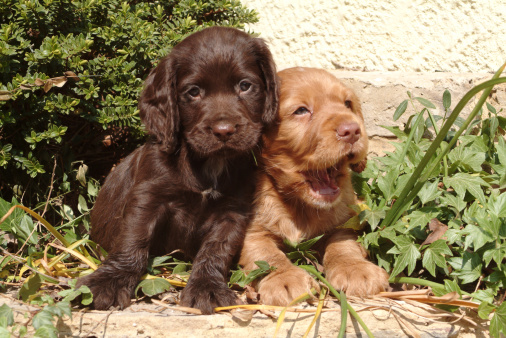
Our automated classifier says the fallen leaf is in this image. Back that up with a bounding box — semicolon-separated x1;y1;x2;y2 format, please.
64;71;81;81
43;81;52;93
34;78;45;86
420;218;448;246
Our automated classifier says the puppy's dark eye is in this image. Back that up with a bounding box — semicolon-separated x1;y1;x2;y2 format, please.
239;81;252;92
293;107;310;115
187;87;200;98
345;100;352;109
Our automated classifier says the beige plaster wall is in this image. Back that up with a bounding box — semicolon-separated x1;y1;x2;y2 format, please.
241;0;506;73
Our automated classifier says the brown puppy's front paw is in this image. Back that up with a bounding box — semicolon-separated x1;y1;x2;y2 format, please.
180;278;238;315
326;260;389;296
76;270;136;310
257;266;319;306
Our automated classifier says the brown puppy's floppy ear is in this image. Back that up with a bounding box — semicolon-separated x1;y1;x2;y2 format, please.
250;38;279;125
350;158;367;173
138;56;179;153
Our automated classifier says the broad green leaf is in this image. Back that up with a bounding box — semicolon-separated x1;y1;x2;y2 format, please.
478;302;496;320
19;273;42;302
415;97;436;109
393;99;408;121
448;252;482;284
406;209;438;230
377;168;400;200
34;325;58;338
388;236;421;277
0;326;10;338
443;173;489;204
439;193;467;213
0;304;13;327
488;193;506;217
360;208;385;230
473;289;496;304
463;224;494;251
32;309;54;330
422;240;452;277
447;146;486;173
417;180;441;205
483;245;506;268
490;302;506;338
135;278;172;297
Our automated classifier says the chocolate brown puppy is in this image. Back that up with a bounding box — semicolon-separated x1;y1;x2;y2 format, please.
77;27;278;314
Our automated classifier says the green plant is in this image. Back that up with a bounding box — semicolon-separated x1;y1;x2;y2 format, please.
355;67;506;336
0;0;258;228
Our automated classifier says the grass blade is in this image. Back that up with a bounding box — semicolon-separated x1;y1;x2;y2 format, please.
337;290;348;338
299;265;374;338
274;290;316;338
303;288;326;338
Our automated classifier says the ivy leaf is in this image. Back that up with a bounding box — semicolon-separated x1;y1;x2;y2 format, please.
490;302;506;338
488;193;506;218
422;240;452;277
32;308;55;330
463;224;494;251
440;193;467;213
34;325;58;338
135;278;172;297
388;236;421;277
360;208;385;231
417;180;441;205
0;304;13;326
443;173;489;204
406;209;438;230
377;167;400;200
448;252;482;284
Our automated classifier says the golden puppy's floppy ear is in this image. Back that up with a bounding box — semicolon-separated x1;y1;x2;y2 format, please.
138;55;179;154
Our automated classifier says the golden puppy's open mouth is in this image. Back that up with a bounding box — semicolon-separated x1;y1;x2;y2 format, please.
300;162;345;202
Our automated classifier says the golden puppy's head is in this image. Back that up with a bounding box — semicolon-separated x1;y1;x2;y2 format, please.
262;67;368;209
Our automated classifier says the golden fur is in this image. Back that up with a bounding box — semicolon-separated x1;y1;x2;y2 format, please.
239;67;390;306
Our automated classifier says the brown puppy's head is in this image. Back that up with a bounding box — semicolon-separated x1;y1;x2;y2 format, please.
138;26;279;158
262;67;368;209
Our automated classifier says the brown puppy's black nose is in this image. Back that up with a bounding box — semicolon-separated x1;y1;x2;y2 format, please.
337;122;361;144
212;122;236;141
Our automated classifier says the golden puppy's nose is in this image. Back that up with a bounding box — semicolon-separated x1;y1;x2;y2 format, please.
212;121;237;141
337;122;361;144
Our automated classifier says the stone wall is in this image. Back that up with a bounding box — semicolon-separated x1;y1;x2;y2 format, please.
241;1;506;155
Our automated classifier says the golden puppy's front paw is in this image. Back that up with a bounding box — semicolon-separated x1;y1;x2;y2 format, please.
257;266;319;306
326;260;389;297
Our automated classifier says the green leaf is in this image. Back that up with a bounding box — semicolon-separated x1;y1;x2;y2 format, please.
388;236;421;277
478;302;496;320
377;167;399;200
488;193;506;217
0;304;13;327
406;209;438;230
490;302;506;338
415;97;436;109
422;240;452;277
32;309;54;330
135;278;172;297
254;260;271;271
448;252;483;284
19;273;42;302
297;235;323;251
0;326;11;338
463;224;494;251
34;325;58;338
393;100;408;121
443;173;489;204
360;208;385;231
443;89;451;110
417;180;441;205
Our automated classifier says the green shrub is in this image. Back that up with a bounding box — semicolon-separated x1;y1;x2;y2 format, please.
0;0;258;226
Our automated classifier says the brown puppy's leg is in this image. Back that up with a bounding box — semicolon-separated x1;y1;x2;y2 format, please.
323;229;389;296
240;229;319;306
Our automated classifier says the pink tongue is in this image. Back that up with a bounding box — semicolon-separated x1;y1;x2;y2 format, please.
312;171;339;195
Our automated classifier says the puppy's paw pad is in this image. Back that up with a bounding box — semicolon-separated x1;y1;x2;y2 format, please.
257;267;319;306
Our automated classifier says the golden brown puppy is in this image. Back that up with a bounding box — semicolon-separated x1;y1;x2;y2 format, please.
239;67;390;306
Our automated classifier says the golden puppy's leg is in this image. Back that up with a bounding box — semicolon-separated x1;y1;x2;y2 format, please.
240;229;319;306
323;229;389;296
